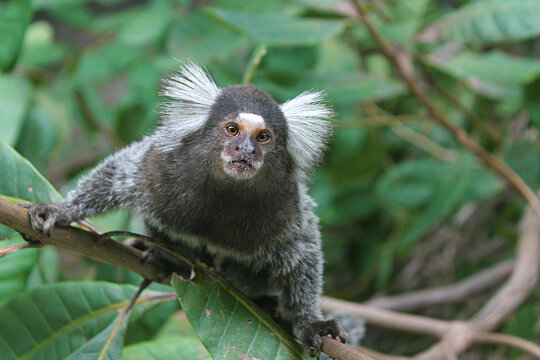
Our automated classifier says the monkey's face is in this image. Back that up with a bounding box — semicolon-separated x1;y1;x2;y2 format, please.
219;112;275;180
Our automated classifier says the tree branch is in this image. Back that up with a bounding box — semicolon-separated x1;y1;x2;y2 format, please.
0;197;164;283
366;260;513;311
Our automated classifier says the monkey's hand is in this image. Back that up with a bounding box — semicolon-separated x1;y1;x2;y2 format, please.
298;319;348;358
20;203;73;236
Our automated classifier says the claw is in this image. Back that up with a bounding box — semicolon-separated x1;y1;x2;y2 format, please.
24;203;72;235
300;319;348;358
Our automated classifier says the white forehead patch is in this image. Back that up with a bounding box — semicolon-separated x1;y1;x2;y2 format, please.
238;112;265;126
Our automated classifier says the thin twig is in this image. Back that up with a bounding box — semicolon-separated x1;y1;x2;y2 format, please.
473;332;540;358
242;44;267;84
97;278;152;360
0;243;42;258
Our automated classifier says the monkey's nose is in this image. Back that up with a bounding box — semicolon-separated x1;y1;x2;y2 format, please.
234;141;255;154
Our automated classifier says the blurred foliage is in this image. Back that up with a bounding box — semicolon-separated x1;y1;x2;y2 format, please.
1;0;540;358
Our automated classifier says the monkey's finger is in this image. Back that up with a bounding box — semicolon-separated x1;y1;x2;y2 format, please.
309;335;323;358
42;214;58;236
28;209;45;232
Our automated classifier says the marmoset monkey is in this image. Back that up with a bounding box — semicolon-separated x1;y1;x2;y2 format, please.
26;63;346;357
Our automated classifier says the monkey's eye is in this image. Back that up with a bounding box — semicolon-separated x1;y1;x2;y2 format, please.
225;125;239;136
257;131;271;143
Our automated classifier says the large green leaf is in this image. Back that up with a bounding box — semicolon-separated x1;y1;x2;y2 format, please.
205;7;344;46
0;282;166;360
122;336;210;360
433;50;540;85
65;312;130;360
172;274;307;360
0;75;32;146
167;11;246;63
117;0;175;47
0;0;32;71
421;0;540;44
0;142;61;203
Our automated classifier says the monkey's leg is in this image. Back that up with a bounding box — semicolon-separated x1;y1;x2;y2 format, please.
274;248;347;358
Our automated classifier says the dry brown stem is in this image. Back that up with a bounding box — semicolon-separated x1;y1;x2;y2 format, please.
366;260;513;311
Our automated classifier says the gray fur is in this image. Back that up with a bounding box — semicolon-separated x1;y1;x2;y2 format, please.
27;63;345;357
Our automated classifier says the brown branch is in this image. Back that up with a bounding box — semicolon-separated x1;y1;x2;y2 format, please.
0;198;164;283
322;297;540;359
322;337;376;360
349;0;540;220
472;205;540;330
366;260;513;311
323;297;448;338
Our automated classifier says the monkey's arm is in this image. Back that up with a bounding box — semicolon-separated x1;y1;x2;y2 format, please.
26;140;149;234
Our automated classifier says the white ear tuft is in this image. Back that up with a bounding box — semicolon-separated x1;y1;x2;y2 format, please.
155;62;221;152
280;91;333;178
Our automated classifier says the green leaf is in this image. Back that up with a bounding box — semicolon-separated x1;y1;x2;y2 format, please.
0;75;32;146
0;142;61;203
256;72;406;110
434;50;540;85
376;159;438;209
421;0;540;44
172;274;306;360
503;140;540;189
0;238;38;306
15;107;60;170
76;42;141;84
377;155;502;249
124;301;178;345
0;282;165;360
18;21;70;68
25;246;59;290
524;77;540;131
205;7;344;46
117;0;175;47
0;0;32;71
65;311;130;360
32;0;85;10
122;336;211;360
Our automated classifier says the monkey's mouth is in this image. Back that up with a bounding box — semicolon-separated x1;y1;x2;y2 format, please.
223;157;262;180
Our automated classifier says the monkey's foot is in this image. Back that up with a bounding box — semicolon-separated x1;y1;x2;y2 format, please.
300;319;348;358
20;203;72;235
